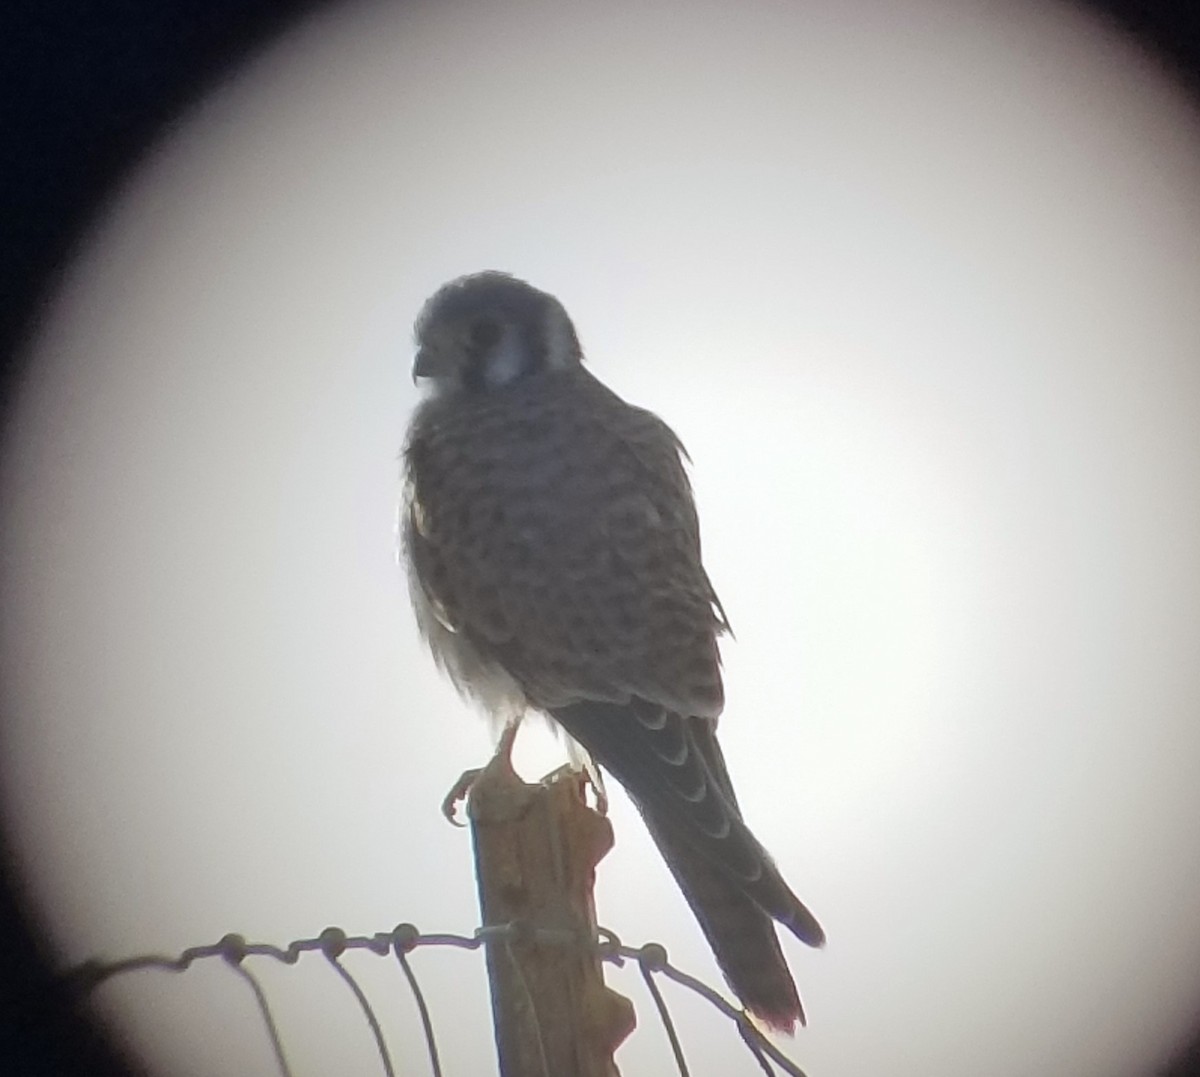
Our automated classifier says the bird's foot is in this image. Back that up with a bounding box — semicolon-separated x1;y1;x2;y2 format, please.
442;720;523;826
441;768;483;826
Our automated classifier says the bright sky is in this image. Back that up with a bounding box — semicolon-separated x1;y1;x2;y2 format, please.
4;0;1200;1074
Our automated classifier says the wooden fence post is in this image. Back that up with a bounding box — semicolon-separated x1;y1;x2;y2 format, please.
467;749;636;1077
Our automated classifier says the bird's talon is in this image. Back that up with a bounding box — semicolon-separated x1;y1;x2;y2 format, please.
442;767;484;826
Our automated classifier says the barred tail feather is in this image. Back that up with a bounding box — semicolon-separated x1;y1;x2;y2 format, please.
550;698;823;1030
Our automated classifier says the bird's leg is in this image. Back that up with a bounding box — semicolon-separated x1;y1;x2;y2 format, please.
441;718;522;826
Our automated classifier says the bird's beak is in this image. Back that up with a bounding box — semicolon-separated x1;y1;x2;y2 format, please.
412;347;435;382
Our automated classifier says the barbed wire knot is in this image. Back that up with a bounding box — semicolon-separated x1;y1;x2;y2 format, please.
317;926;348;960
635;941;669;972
392;922;421;954
217;933;248;965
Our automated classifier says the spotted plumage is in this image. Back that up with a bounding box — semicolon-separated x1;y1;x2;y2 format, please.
403;271;823;1030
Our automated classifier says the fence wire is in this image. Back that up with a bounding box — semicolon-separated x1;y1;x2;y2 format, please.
66;921;809;1076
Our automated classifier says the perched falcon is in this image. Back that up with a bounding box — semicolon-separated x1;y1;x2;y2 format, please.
403;271;824;1031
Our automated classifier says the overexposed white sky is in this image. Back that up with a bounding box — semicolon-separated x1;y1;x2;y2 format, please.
4;0;1200;1074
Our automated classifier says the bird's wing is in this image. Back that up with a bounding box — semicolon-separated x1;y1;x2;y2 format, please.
404;367;727;718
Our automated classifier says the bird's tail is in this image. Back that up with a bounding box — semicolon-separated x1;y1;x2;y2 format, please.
640;809;810;1030
551;698;823;1032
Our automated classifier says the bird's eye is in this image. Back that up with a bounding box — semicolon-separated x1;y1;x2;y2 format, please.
469;320;501;351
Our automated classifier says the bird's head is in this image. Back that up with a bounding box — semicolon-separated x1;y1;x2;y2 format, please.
412;272;583;394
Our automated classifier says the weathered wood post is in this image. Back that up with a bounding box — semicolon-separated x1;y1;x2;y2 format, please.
467;749;635;1077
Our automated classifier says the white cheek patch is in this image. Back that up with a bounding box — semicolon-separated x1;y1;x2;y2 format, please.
482;329;530;388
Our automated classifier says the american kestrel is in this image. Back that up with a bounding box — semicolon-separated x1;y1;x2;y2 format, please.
403;271;823;1031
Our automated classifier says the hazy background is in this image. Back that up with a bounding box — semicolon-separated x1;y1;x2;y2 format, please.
3;0;1200;1074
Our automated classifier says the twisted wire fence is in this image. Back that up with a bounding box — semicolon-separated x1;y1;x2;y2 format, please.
67;921;809;1077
